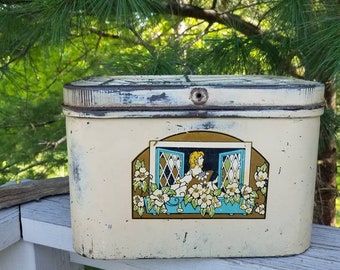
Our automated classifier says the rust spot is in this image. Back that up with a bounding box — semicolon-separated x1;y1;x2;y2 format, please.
148;92;168;102
72;160;81;185
183;232;188;243
278;167;282;174
202;121;216;129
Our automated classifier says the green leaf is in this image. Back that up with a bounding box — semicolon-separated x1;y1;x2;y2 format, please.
135;160;142;170
137;207;144;216
162;186;170;193
133;181;140;191
214;189;222;196
154;205;160;214
168;189;177;196
207;205;215;217
192;199;198;209
150;183;158;193
142;181;148;193
146;198;154;211
184;195;191;205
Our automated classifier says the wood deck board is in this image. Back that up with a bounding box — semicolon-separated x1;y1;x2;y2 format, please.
18;194;340;269
0;206;21;252
21;194;71;227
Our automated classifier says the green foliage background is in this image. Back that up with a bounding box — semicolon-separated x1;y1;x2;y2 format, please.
0;1;339;225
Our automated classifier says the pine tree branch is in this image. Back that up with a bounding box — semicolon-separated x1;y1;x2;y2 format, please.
161;1;297;76
127;23;155;55
181;22;213;52
0;43;33;71
39;136;67;150
164;2;263;37
89;26;120;39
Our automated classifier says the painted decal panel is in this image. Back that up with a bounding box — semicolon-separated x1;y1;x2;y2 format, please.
132;131;269;219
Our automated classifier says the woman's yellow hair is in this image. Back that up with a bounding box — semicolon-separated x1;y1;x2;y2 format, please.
189;151;204;169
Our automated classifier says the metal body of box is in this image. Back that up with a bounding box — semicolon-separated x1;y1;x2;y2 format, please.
63;75;324;259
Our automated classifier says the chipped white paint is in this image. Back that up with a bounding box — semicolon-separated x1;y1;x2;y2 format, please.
63;75;324;111
64;75;324;259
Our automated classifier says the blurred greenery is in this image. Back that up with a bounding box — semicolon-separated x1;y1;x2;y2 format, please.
0;0;338;224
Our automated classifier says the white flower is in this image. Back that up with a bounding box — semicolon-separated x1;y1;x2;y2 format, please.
133;167;150;183
254;170;268;189
188;184;204;199
241;185;253;200
150;189;170;207
255;204;265;215
133;195;144;207
225;182;240;198
197;193;213;209
240;200;253;214
255;180;266;189
254;171;268;182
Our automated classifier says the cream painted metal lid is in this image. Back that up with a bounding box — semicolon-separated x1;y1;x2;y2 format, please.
63;75;325;118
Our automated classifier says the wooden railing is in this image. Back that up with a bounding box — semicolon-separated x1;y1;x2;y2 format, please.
1;178;340;270
0;177;68;209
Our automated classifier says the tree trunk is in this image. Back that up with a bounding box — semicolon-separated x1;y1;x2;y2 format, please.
314;83;338;226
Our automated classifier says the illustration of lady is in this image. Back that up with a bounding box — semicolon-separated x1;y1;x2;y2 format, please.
190;151;216;185
172;151;215;195
187;151;211;181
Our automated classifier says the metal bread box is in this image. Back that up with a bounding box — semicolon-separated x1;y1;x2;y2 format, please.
63;75;324;259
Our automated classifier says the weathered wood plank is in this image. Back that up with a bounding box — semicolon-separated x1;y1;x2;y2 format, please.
0;177;69;210
311;224;340;248
21;195;71;227
0;206;21;252
20;195;340;270
21;195;73;252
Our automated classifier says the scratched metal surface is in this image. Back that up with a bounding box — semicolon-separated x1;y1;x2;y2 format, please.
63;75;324;112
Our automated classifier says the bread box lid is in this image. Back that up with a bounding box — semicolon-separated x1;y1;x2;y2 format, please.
63;75;324;118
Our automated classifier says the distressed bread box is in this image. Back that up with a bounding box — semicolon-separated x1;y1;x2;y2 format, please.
63;75;324;259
